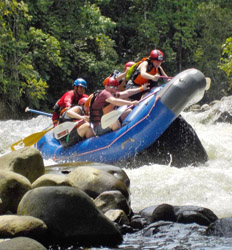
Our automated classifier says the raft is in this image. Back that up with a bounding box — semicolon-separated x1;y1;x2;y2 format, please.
36;68;207;163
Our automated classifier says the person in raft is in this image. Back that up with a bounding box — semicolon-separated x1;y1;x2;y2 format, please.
126;49;168;100
58;97;94;148
52;78;88;126
89;77;150;136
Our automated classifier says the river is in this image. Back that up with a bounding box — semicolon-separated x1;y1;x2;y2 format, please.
1;97;232;249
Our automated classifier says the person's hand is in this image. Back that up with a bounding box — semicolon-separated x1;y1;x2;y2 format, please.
142;83;150;90
131;100;139;106
82;115;89;122
153;74;160;82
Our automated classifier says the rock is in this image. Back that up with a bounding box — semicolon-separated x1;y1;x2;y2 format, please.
206;217;232;237
116;115;208;167
175;205;218;226
17;186;122;246
0;147;44;182
32;174;71;188
140;204;217;227
0;215;47;242
151;203;176;223
0;237;47;250
94;190;131;216
67;167;130;200
104;209;129;225
0;170;31;214
47;162;131;189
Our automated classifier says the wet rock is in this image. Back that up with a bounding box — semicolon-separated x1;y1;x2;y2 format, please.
17;186;122;246
0;147;44;182
0;236;47;250
117;115;208;168
151;203;176;223
32;174;71;188
94;190;131;216
206;217;232;237
175;205;218;226
0;170;31;214
67;166;130;200
0;215;47;242
104;209;129;226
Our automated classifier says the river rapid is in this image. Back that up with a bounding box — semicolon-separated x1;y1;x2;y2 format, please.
1;96;232;249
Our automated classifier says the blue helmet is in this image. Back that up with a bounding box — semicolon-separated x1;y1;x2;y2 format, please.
73;78;87;89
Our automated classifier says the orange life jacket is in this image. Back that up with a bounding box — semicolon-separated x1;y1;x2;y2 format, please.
131;58;160;85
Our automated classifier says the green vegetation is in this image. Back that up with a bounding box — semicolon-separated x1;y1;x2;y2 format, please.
0;0;232;114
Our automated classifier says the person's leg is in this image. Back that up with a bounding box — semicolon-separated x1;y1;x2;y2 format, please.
77;123;94;138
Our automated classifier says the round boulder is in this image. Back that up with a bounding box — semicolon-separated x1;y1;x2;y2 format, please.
0;237;47;250
67;167;130;200
17;186;122;245
0;170;31;214
32;174;71;188
0;215;47;242
0;147;44;182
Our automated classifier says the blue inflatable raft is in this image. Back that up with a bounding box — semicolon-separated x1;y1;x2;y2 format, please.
36;68;207;163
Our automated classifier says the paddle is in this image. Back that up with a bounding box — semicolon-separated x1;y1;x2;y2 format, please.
53;120;84;140
25;107;52;117
101;87;161;129
11;126;53;151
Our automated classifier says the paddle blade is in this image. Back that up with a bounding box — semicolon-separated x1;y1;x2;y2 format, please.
10;127;53;151
101;106;127;129
53;121;79;140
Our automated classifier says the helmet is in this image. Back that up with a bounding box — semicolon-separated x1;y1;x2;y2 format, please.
73;78;87;88
78;97;88;106
124;61;136;71
105;77;119;87
149;49;164;61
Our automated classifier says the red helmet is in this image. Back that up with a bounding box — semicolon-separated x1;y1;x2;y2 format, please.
124;61;136;71
78;97;88;106
105;77;119;87
149;49;164;61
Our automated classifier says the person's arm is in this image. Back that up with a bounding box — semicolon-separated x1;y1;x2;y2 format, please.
139;61;160;82
118;83;150;99
159;66;168;77
116;71;127;82
66;106;89;121
106;96;139;107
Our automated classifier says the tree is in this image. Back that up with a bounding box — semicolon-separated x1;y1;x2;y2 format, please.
0;0;61;111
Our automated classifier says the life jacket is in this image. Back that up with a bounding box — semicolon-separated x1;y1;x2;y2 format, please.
127;57;161;85
52;91;88;126
89;90;114;127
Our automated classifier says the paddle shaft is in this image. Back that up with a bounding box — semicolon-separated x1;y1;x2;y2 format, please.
25;107;52;117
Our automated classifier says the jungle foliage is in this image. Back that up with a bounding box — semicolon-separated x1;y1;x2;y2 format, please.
0;0;232;113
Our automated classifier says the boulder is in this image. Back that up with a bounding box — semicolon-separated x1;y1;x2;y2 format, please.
116;115;208;167
0;215;47;242
206;217;232;237
0;170;31;214
67;167;130;200
104;209;129;225
46;162;130;189
0;237;47;250
94;190;131;216
32;174;71;188
151;203;176;223
175;205;218;226
0;147;44;182
17;186;122;246
140;204;218;226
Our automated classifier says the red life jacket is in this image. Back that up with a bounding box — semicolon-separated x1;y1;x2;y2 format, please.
90;89;114;127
